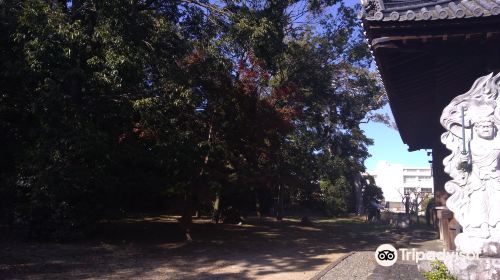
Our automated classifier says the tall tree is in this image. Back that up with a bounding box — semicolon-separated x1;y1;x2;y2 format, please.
0;0;386;238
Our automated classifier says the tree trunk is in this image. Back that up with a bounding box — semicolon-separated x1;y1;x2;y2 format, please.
276;185;283;221
212;193;221;223
182;109;216;239
180;193;193;241
255;188;262;218
354;174;364;215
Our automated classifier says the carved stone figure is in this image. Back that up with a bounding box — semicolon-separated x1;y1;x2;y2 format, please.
441;72;500;255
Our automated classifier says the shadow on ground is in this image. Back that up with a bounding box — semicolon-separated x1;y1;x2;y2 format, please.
0;215;438;279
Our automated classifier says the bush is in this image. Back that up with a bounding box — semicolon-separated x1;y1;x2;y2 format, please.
362;182;384;209
320;177;353;215
421;196;434;212
422;260;457;280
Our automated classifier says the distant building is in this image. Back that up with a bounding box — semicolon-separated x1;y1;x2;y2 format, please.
368;161;433;211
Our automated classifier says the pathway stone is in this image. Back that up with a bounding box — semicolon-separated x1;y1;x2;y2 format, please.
319;252;425;280
367;261;425;280
319;251;376;280
315;228;441;280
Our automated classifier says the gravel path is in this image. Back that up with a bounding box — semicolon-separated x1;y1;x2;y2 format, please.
318;250;427;280
319;251;377;280
317;228;440;280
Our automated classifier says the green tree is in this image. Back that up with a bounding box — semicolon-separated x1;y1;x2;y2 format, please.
362;176;384;209
0;0;386;238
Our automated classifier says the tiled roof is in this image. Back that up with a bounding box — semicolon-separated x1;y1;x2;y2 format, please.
362;0;500;21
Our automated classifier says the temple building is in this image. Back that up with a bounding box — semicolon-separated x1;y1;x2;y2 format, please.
360;0;500;248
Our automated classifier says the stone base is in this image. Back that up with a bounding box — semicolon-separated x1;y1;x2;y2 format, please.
418;254;500;280
455;233;500;256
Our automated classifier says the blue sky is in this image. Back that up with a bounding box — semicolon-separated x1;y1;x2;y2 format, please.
360;105;432;171
311;0;433;171
314;0;432;171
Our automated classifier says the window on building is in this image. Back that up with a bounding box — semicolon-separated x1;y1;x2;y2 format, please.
404;187;416;194
404;175;432;183
416;176;431;182
404;176;417;183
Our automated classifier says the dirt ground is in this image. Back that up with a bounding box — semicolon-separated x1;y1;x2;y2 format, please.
0;215;435;279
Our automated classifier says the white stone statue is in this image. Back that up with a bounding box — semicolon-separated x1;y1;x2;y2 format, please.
441;72;500;255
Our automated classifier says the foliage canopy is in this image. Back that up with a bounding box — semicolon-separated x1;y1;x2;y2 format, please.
0;0;385;238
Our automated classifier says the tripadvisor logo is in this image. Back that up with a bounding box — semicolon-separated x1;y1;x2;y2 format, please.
374;244;479;266
375;244;398;266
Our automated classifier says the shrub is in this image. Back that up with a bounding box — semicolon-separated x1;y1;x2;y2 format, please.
422;260;457;280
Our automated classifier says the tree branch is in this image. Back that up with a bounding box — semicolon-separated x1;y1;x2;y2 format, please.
179;0;231;16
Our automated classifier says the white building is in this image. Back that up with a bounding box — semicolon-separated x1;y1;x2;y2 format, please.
369;161;433;211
